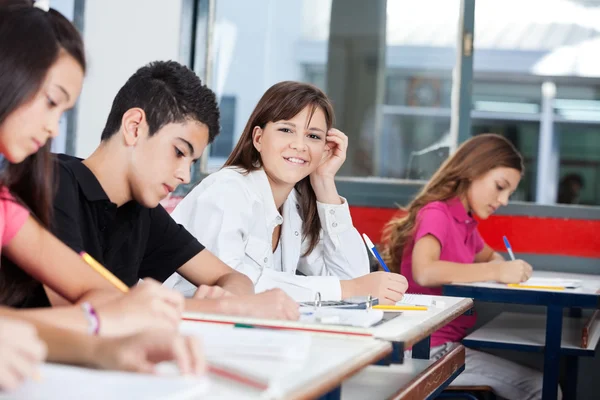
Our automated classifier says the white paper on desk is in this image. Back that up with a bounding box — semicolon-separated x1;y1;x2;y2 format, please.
299;307;384;328
522;277;582;288
397;293;445;308
0;363;209;400
209;352;309;393
180;321;312;361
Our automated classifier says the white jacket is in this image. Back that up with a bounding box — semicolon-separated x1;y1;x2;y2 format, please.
169;167;370;301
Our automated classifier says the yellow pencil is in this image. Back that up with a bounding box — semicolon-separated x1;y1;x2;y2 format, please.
80;251;129;293
507;284;565;291
373;305;428;311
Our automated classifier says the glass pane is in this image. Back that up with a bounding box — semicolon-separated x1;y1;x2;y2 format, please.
359;114;451;180
556;124;600;206
201;0;459;181
472;0;600;205
47;0;76;154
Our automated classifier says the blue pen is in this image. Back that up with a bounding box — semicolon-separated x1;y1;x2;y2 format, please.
362;233;391;272
503;236;516;261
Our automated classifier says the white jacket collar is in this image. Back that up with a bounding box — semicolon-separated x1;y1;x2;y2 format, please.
246;168;282;228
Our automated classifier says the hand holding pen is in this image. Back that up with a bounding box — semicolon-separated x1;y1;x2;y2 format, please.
337;234;408;305
497;236;533;284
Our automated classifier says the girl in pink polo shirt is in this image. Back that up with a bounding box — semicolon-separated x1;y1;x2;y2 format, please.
0;3;204;391
382;134;558;400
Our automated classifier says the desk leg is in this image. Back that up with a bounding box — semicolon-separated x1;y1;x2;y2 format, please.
543;305;562;400
318;385;341;400
412;336;431;360
564;355;578;400
568;308;582;318
389;342;405;364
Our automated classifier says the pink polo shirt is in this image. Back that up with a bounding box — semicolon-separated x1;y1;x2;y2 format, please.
400;197;484;347
0;187;29;248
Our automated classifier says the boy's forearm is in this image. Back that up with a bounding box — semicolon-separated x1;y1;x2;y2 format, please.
215;272;254;295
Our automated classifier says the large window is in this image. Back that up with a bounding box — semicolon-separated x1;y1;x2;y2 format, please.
471;0;600;206
187;0;600;207
197;0;459;181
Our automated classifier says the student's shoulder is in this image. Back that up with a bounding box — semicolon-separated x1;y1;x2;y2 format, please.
204;166;251;184
191;167;257;200
54;153;83;183
417;200;452;220
0;186;23;212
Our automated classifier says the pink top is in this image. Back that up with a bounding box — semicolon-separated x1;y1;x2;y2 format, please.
401;197;484;347
0;187;29;248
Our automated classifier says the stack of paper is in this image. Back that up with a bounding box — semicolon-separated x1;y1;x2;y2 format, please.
397;293;445;308
299;307;384;328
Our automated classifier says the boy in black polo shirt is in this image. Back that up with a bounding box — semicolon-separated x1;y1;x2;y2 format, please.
49;61;298;320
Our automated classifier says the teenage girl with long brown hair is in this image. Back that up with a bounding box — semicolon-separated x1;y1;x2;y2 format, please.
382;134;560;399
171;81;408;303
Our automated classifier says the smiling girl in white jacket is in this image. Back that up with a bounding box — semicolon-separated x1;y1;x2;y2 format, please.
170;81;407;303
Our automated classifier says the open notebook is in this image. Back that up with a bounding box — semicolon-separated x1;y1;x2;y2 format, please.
181;321;313;392
0;363;209;400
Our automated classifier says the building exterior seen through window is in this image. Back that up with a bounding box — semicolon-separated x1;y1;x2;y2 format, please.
193;0;600;206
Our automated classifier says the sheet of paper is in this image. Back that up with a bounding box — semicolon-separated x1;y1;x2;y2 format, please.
299;307;384;328
0;363;209;400
397;293;445;308
180;321;312;361
522;277;582;288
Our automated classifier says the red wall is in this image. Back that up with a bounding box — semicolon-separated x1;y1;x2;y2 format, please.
349;206;600;259
164;198;600;259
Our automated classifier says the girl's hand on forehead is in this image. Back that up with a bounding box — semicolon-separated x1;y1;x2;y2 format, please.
313;128;348;180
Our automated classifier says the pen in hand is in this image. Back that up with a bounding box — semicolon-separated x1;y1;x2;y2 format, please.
502;236;516;261
362;234;390;273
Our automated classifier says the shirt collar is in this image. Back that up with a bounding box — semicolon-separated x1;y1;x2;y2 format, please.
247;169;283;226
58;154;110;203
447;197;478;226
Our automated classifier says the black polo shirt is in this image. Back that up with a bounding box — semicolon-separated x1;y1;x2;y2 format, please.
28;154;204;306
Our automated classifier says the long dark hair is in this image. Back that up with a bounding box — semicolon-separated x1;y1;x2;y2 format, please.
381;134;524;273
224;81;335;256
0;2;86;305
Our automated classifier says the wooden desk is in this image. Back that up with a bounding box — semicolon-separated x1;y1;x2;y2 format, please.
1;330;391;400
183;322;392;400
443;270;600;400
373;295;473;362
183;295;473;363
342;343;466;400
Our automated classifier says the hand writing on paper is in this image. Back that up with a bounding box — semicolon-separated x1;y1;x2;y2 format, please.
0;318;47;391
495;260;533;284
93;332;205;376
97;279;184;335
341;272;409;305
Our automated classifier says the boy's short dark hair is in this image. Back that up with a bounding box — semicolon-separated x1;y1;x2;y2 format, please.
100;60;220;143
